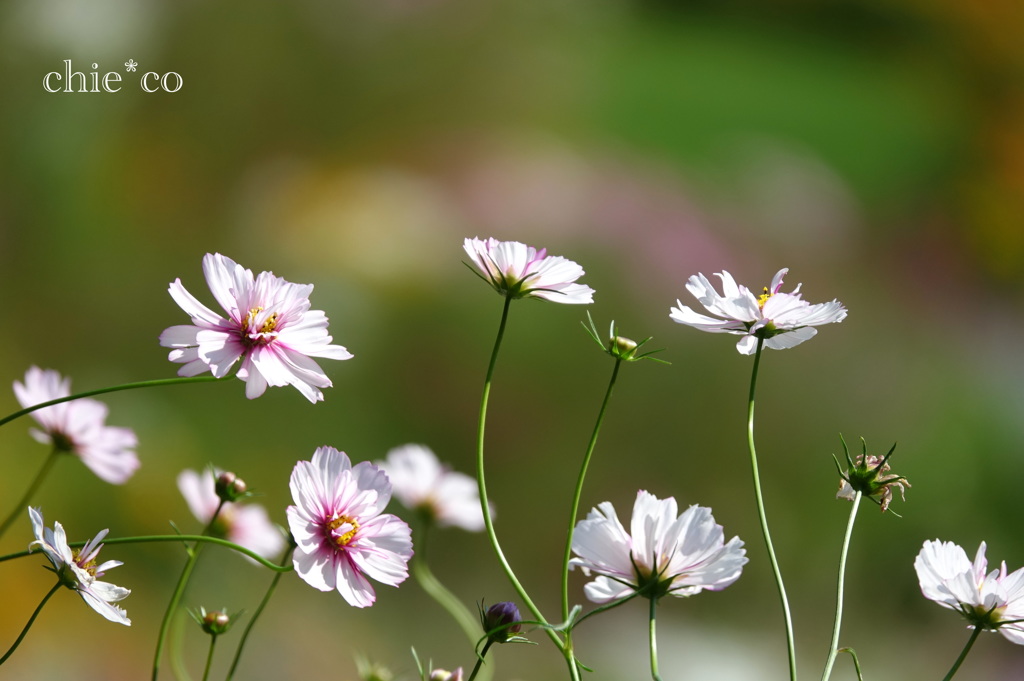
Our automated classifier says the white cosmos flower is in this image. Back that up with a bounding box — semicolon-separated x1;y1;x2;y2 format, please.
915;539;1024;644
13;367;139;484
28;507;131;625
463;237;594;304
159;253;352;403
570;491;747;603
377;444;486;532
670;268;846;355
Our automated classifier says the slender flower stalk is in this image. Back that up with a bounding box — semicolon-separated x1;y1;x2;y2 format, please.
747;337;798;681
225;544;295;681
0;581;62;666
0;448;60;540
560;358;621;623
649;597;663;681
475;297;576;678
201;633;218;681
412;522;484;653
153;500;226;681
0;376;225;429
821;491;861;681
0;534;294;570
942;628;983;681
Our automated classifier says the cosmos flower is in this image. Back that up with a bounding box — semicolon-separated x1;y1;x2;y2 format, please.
669;268;846;355
13;367;139;484
915;540;1024;645
286;446;413;607
570;491;747;603
177;468;285;560
463;237;594;304
378;444;486;531
159;253;352;403
28;507;131;625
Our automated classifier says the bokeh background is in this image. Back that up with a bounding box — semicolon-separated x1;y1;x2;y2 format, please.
1;0;1024;679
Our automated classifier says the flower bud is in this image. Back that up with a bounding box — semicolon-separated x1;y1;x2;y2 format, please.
189;606;236;636
609;335;638;360
215;471;247;502
480;601;522;644
429;669;463;681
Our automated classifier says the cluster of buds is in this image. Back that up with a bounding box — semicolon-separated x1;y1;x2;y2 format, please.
215;471;248;503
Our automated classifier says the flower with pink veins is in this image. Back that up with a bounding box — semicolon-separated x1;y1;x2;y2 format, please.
378;444;486;532
570;491;747;603
670;268;846;355
13;367;139;484
463;237;594;304
287;446;413;607
915;539;1024;644
28;507;131;625
159;253;352;403
177;468;285;560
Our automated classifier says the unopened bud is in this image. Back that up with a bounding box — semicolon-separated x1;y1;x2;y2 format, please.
215;471;247;502
480;601;522;644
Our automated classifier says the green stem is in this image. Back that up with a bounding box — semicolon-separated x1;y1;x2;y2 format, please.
0;376;226;429
3;535;293;572
201;635;218;681
747;336;797;681
467;640;494;681
0;581;62;665
561;359;622;622
0;447;61;540
153;502;225;681
821;492;862;681
475;296;577;681
224;545;295;681
941;627;982;681
648;597;663;681
412;523;484;654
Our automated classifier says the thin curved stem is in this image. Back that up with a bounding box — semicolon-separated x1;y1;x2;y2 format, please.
0;376;226;429
412;523;485;666
941;627;982;681
225;545;295;681
561;359;622;622
0;581;62;665
475;296;577;681
821;491;862;681
153;501;225;681
0;447;61;540
201;635;218;681
747;337;797;681
648;597;663;681
2;535;293;572
467;640;494;681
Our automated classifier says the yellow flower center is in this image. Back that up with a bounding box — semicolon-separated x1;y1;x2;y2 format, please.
71;549;98;576
327;515;359;547
757;287;772;309
244;307;279;335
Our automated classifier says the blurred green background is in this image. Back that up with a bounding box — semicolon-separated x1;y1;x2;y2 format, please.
1;0;1024;679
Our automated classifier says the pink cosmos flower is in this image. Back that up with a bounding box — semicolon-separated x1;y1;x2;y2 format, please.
28;507;131;625
570;491;747;603
378;444;486;532
463;237;594;304
670;268;846;354
13;367;139;484
286;446;413;607
159;253;353;403
915;540;1024;644
177;468;285;560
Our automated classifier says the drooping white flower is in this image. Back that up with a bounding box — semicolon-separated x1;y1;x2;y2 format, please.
463;237;594;304
159;253;352;403
177;468;285;560
28;507;131;625
570;491;747;603
13;367;139;484
670;268;846;355
286;446;413;607
915;539;1024;644
377;444;486;532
